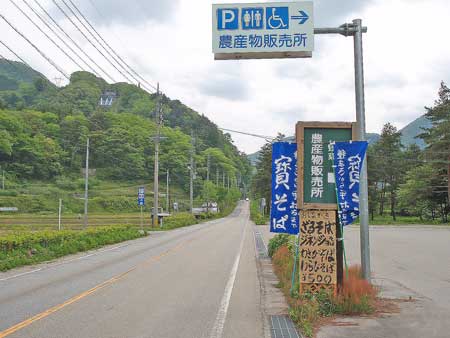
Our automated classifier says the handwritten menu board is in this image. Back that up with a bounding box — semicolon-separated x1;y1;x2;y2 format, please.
299;210;337;293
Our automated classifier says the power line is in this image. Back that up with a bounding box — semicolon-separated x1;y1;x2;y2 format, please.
50;0;125;83
0;53;16;67
219;127;276;141
0;39;32;68
0;12;69;79
80;0;157;92
8;0;86;71
67;0;157;92
53;0;142;88
21;0;100;77
32;0;115;82
59;0;135;84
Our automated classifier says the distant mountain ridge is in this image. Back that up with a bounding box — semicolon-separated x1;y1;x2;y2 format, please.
248;116;431;165
0;59;45;90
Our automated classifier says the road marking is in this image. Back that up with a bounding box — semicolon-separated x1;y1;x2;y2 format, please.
0;268;43;282
210;217;248;338
0;243;130;282
0;234;201;338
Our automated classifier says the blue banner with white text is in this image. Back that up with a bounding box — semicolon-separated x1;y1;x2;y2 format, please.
270;142;299;234
333;141;368;226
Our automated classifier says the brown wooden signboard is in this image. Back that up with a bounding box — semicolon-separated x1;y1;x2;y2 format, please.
299;209;337;294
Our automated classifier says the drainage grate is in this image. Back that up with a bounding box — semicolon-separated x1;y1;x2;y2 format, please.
254;229;268;258
270;315;300;338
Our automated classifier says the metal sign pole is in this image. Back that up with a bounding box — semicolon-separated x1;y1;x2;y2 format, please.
352;19;371;282
314;21;370;281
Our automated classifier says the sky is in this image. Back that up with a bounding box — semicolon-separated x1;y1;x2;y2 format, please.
1;0;449;154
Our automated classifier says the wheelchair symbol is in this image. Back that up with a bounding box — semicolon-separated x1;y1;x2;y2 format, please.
266;7;289;30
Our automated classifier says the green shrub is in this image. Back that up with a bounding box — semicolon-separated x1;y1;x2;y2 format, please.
0;190;18;197
163;213;197;229
268;234;290;257
250;199;268;225
0;226;146;271
55;176;78;190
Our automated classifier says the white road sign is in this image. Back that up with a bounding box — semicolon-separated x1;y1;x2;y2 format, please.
212;2;314;60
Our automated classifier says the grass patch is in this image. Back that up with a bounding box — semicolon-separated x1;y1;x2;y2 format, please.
366;213;446;225
270;240;378;337
0;226;146;271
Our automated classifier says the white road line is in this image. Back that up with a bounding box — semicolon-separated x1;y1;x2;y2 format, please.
0;243;129;282
0;268;43;282
210;217;248;338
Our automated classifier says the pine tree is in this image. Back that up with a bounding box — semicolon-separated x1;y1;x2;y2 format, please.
418;82;450;221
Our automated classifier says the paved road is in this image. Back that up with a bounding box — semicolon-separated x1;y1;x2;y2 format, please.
345;225;450;310
318;225;450;338
0;202;266;338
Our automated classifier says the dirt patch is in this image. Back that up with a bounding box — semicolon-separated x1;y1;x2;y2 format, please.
312;297;409;337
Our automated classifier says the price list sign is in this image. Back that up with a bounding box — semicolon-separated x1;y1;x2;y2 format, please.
299;209;337;294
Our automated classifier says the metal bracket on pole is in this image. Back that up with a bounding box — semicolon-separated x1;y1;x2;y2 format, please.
314;23;368;36
315;20;371;281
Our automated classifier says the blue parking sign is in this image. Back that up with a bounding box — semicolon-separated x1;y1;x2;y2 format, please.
217;8;239;30
266;7;289;30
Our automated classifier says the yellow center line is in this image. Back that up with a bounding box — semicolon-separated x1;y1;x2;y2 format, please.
0;233;204;338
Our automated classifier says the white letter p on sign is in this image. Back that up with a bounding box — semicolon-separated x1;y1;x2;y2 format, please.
222;10;235;29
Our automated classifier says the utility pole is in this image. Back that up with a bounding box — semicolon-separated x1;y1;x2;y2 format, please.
166;169;170;213
207;153;210;181
83;137;89;228
153;83;162;227
58;198;62;231
189;132;195;214
222;171;225;188
216;167;219;186
206;154;210;213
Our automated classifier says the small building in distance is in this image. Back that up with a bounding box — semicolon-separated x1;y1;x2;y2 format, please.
99;91;117;107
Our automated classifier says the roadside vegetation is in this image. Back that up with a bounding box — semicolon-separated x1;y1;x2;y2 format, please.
0;195;241;271
269;235;378;337
250;199;268;225
0;226;146;271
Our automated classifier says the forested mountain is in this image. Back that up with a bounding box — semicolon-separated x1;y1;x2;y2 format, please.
0;60;251;194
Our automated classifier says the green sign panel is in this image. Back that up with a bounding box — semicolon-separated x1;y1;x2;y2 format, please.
299;124;353;209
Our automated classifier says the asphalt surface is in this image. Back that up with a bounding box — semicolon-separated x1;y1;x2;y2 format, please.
318;225;450;338
345;225;450;311
0;201;265;338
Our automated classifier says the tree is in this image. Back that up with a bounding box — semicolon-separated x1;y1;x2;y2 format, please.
398;164;441;221
417;82;450;221
200;181;218;203
251;134;285;207
368;123;403;220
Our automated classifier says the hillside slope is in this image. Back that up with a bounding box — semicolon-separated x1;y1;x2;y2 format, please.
0;61;252;201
